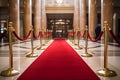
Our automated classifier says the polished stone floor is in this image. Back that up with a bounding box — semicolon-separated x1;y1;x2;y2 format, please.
0;39;120;80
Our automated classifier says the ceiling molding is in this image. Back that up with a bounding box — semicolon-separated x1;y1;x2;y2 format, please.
46;6;74;13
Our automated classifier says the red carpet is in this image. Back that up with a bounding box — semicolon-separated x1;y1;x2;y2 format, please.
18;39;100;80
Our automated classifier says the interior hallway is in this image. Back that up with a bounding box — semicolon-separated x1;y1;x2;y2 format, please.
0;39;120;80
0;0;120;80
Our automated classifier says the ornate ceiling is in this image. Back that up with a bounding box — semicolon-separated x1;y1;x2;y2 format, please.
46;0;74;7
0;0;120;7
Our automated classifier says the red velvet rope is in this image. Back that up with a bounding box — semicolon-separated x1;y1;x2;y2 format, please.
68;31;86;37
109;30;120;45
13;30;31;41
69;32;73;36
80;30;86;38
71;32;73;36
33;32;41;39
39;32;43;38
68;32;72;36
42;32;47;38
87;31;104;42
47;32;52;36
70;32;72;36
40;32;44;38
0;31;7;39
72;32;74;38
71;32;74;36
77;31;80;36
74;32;77;36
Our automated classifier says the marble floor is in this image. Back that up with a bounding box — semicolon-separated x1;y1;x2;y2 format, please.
0;39;120;80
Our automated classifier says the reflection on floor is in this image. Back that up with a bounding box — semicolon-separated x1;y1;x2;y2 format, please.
0;39;120;80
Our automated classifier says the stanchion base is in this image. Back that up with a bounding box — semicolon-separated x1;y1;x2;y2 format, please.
45;43;48;46
37;47;45;50
81;53;92;57
37;46;42;50
41;48;46;50
97;68;117;77
0;68;19;77
42;44;46;46
74;43;78;45
75;46;83;50
26;53;38;57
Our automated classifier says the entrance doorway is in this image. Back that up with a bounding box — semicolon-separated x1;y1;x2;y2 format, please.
47;14;73;38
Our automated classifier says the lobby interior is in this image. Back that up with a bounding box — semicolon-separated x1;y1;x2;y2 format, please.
0;0;120;80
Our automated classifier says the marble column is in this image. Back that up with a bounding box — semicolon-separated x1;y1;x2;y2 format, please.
41;0;47;32
41;0;46;44
80;0;87;34
101;0;113;29
9;0;20;36
88;0;97;38
24;0;32;36
73;0;79;30
78;0;80;30
101;0;113;41
73;0;79;44
33;0;41;36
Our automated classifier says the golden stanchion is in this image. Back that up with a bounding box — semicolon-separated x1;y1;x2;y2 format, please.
71;33;74;44
42;29;47;46
26;26;38;57
73;30;77;45
46;29;48;41
44;35;49;46
0;22;19;77
45;30;50;46
97;21;117;77
42;31;46;46
81;26;92;57
37;31;42;50
71;29;74;44
69;34;71;43
71;32;73;43
75;31;83;50
69;35;71;42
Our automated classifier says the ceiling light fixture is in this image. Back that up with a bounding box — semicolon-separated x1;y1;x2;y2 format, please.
56;0;63;4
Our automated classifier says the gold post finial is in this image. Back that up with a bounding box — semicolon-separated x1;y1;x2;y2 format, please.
85;25;88;30
104;21;107;24
8;22;13;27
104;21;111;31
